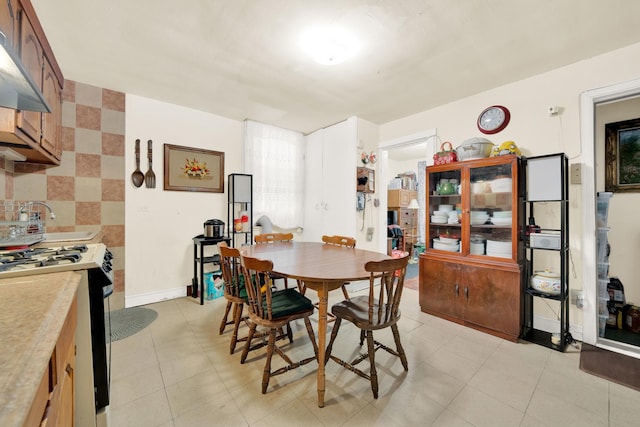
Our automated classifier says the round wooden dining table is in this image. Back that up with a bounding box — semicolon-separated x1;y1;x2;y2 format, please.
240;241;391;407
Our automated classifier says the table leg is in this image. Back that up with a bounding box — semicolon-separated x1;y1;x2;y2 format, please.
315;282;328;408
200;243;205;305
192;242;199;299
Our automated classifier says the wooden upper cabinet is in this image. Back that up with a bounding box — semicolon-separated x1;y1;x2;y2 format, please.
17;10;42;143
0;0;63;165
41;56;61;158
0;0;19;47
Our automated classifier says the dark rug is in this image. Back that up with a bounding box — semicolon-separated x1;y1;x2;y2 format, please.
579;343;640;391
108;307;158;342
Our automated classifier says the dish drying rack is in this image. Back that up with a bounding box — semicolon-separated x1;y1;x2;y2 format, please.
0;201;46;247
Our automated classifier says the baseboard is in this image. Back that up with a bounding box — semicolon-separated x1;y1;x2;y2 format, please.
534;314;583;342
125;286;187;308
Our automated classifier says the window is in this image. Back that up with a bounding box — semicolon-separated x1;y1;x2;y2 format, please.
243;120;305;229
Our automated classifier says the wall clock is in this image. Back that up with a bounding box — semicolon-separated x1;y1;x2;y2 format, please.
477;105;510;134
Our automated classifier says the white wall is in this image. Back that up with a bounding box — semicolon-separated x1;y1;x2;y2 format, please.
379;41;640;336
355;117;381;251
125;95;242;306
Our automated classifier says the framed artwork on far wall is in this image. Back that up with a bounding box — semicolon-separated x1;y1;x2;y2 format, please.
163;144;225;192
605;117;640;192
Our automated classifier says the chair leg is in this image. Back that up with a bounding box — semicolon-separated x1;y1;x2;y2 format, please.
341;284;350;300
303;316;319;357
241;323;257;364
359;329;365;345
229;303;243;354
391;324;409;371
219;301;233;334
366;330;379;399
324;318;342;366
262;329;277;394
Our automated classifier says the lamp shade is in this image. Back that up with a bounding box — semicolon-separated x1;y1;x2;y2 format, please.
407;199;419;209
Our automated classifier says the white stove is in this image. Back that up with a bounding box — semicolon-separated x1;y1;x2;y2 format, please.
0;243;114;427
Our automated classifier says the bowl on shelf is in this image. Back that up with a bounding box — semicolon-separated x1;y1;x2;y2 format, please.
531;270;562;295
433;238;460;252
456;138;494;161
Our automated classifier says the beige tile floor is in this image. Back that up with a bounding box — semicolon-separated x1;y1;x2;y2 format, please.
107;287;640;427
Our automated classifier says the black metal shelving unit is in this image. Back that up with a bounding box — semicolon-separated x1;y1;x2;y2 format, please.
521;153;572;352
227;173;253;247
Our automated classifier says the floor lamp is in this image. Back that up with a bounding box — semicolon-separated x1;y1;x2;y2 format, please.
407;198;419;263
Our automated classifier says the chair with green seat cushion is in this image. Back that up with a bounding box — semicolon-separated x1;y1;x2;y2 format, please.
218;242;250;354
239;254;319;394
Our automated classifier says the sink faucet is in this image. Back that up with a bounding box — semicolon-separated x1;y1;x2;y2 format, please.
28;201;56;220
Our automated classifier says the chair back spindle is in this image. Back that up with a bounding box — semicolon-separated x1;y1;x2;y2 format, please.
254;232;294;244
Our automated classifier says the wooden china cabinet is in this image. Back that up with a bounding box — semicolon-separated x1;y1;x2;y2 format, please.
419;154;524;341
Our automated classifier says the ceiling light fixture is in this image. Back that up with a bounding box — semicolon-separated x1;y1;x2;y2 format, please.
300;26;358;66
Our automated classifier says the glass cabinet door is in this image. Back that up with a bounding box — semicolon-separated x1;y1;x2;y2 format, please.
468;162;514;259
427;167;462;253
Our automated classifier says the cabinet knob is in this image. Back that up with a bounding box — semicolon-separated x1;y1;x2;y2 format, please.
464;286;469;299
455;283;459;296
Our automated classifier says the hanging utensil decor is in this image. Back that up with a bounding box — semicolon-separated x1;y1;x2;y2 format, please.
145;139;156;188
131;139;144;188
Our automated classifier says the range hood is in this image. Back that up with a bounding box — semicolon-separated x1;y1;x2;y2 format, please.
0;31;51;113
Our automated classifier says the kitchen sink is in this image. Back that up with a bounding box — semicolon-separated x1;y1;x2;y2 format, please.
43;231;99;242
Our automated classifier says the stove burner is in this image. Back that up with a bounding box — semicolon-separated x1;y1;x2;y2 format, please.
0;244;88;271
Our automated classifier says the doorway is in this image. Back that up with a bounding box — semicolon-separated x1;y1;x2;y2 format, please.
580;77;640;359
377;129;437;253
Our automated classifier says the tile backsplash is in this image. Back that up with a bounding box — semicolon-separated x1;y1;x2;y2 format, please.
1;81;126;291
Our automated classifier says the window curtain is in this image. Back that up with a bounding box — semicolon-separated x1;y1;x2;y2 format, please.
243;120;305;229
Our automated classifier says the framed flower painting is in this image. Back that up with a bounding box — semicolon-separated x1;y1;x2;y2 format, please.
163;144;225;192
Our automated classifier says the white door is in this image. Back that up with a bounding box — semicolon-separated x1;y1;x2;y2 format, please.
303;118;357;241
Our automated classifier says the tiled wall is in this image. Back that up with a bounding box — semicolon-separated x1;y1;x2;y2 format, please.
4;81;126;292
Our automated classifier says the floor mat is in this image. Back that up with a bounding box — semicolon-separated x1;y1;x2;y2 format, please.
108;307;158;342
579;343;640;391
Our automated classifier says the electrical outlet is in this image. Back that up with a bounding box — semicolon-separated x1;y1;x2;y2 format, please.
570;163;581;184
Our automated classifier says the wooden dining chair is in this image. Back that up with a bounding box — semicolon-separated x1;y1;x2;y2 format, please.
324;253;411;399
217;242;250;354
322;235;356;299
254;232;296;290
239;254;319;394
254;232;294;244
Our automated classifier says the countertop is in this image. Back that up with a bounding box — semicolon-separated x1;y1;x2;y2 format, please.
0;271;80;427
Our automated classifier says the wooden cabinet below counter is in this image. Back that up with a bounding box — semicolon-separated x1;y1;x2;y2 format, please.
0;271;79;427
0;0;64;164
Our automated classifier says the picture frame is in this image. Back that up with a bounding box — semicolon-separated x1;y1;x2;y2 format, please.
163;144;225;192
605;117;640;192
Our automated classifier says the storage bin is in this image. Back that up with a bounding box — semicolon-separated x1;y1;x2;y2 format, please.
204;271;224;300
597;262;609;280
599;315;608;337
597;279;609;298
596;192;613;227
596;227;610;263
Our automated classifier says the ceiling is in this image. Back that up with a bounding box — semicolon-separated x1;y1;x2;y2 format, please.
31;0;640;141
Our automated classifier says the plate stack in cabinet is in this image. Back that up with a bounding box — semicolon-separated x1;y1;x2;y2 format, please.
227;173;253;247
596;192;613;337
419;154;524;342
522;153;571;351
